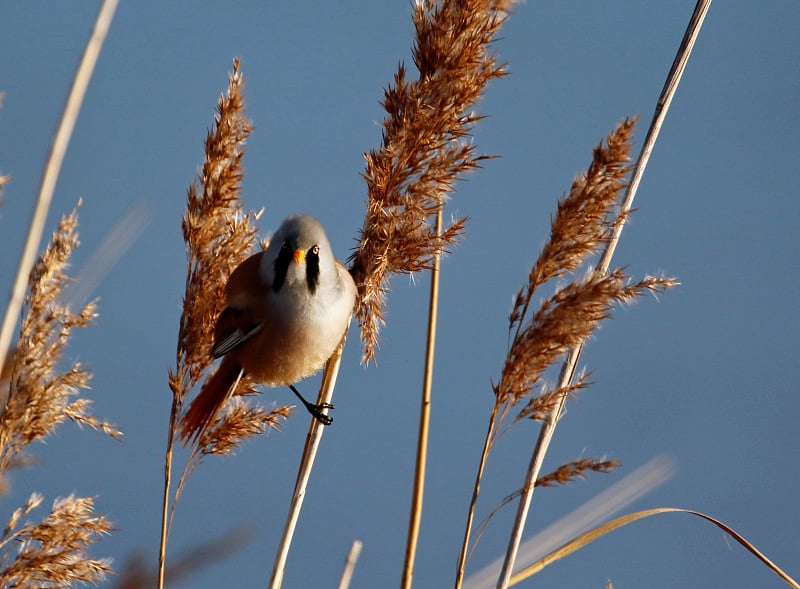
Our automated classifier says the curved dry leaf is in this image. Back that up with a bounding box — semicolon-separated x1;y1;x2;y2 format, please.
509;507;799;588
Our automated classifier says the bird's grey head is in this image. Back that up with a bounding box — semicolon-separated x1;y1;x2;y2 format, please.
266;214;335;294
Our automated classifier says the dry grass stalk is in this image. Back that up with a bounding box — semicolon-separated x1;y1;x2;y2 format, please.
195;398;291;458
466;456;619;567
337;540;364;589
534;458;620;488
171;58;257;401
511;373;590;424
507;118;637;348
345;1;513;586
0;492;113;587
349;0;513;363
0;0;118;390
173;57;291;458
0;203;121;481
455;120;677;588
159;59;289;589
269;337;347;589
495;4;711;580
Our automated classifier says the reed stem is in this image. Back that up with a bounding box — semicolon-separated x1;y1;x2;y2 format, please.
401;206;443;588
493;3;712;587
337;540;364;589
269;332;347;588
0;0;118;380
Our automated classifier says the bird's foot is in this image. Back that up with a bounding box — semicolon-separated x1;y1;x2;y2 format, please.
288;384;334;425
305;401;333;426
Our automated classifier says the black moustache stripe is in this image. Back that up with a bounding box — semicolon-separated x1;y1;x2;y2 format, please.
306;249;320;294
272;244;292;292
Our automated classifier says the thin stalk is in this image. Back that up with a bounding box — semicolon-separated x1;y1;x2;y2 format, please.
494;2;712;587
269;331;347;589
401;207;443;589
0;0;118;378
158;395;180;589
337;540;364;589
454;404;499;589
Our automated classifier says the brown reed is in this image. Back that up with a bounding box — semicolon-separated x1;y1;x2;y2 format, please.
0;203;118;586
346;2;514;586
349;0;513;364
159;58;290;589
0;493;113;587
454;119;678;588
0;203;121;479
534;458;621;488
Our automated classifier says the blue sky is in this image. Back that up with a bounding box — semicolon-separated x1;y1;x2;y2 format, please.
1;2;798;588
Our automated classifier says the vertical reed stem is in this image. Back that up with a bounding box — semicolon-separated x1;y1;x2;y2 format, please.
454;404;499;589
269;333;347;589
158;395;179;589
337;540;364;589
0;0;118;378
401;207;443;588
493;3;712;587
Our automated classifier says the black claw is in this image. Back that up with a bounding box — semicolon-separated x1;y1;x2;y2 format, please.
304;401;333;425
310;408;333;426
288;384;334;426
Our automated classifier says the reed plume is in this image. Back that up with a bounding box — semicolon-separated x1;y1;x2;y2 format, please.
0;203;118;586
455;119;677;587
168;58;289;461
159;58;289;589
0;202;121;479
534;458;620;488
0;493;113;587
345;2;514;586
349;0;513;363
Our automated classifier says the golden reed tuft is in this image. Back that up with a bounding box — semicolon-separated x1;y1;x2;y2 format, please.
0;493;112;587
159;60;292;589
534;458;621;488
168;59;290;457
0;203;121;475
455;119;678;586
0;202;117;586
349;0;514;364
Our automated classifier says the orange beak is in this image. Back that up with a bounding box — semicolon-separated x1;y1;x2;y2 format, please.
293;248;306;265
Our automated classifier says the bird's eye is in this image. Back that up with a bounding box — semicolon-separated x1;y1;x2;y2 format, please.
311;245;319;255
281;242;289;249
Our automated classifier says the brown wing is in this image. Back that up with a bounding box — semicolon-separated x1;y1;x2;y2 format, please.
211;251;269;359
211;306;262;358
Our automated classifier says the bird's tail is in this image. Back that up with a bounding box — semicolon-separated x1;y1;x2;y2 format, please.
179;358;243;446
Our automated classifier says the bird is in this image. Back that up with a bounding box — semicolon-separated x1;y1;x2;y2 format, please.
179;214;357;444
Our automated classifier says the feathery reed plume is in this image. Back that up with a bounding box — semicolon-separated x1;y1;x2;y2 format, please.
171;59;256;403
495;3;711;578
349;0;513;363
346;2;513;586
454;119;677;588
0;202;121;481
534;458;620;488
0;493;112;587
0;0;118;389
465;455;620;569
194;398;291;458
159;58;289;589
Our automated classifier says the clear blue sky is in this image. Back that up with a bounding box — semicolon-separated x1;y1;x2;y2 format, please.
1;2;798;588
